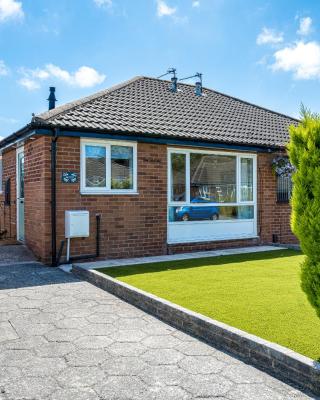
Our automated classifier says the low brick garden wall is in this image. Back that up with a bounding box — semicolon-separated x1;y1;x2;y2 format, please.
72;264;320;396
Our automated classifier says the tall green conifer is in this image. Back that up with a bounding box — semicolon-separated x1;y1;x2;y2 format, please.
288;108;320;318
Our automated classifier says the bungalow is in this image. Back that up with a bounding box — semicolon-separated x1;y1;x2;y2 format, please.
0;75;298;265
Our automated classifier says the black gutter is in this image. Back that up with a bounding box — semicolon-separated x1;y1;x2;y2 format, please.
0;124;34;150
34;127;282;153
51;128;59;267
0;119;48;151
0;119;287;153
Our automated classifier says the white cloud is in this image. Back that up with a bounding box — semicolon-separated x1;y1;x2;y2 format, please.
192;1;200;7
0;60;9;76
94;0;112;8
272;41;320;80
18;64;106;90
297;17;312;36
73;66;106;87
0;0;24;22
18;77;41;91
45;64;72;82
157;0;176;17
256;27;283;45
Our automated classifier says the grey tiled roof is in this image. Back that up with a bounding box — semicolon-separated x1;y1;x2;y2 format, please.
37;76;298;148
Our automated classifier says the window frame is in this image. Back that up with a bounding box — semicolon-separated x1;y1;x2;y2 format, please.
80;139;138;195
276;174;292;203
167;147;257;221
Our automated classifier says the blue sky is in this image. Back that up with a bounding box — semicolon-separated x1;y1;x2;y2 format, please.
0;0;320;139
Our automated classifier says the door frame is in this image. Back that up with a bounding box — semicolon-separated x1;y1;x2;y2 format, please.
16;145;24;242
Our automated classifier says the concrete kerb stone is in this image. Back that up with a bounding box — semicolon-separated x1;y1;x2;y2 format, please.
72;264;320;397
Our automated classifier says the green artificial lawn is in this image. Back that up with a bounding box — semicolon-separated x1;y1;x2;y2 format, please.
99;249;320;360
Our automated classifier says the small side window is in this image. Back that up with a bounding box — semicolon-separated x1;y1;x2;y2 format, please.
277;175;292;203
81;140;137;194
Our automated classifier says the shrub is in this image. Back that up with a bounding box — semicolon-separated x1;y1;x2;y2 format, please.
288;108;320;318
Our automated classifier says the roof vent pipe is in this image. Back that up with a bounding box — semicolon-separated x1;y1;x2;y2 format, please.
157;68;178;92
194;73;202;96
170;76;178;93
48;87;57;110
179;72;203;96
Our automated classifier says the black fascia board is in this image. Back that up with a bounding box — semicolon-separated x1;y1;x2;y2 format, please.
34;126;283;153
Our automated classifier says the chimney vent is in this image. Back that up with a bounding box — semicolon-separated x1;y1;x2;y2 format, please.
157;68;178;92
194;73;202;96
170;76;178;93
179;72;203;96
47;87;57;110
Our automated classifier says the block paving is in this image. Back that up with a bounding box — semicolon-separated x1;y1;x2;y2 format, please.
0;263;316;400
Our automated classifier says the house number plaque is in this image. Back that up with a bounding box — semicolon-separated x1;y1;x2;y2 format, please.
61;171;78;183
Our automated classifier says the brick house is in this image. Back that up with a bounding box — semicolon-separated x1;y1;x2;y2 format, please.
0;76;298;265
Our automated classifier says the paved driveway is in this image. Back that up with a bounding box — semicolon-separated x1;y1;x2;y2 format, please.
0;245;36;266
0;263;315;400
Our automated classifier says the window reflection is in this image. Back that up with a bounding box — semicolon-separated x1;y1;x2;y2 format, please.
85;145;106;188
169;205;254;222
111;146;133;189
171;153;186;202
190;154;236;203
241;158;253;201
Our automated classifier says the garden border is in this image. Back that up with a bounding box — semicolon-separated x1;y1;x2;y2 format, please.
72;264;320;396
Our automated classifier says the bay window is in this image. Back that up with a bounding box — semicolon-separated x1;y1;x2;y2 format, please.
81;139;137;194
168;149;257;243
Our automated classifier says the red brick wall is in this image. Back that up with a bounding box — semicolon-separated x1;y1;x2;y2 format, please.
1;136;298;263
54;137;168;263
257;153;297;245
0;138;51;259
0;147;17;240
24;137;51;260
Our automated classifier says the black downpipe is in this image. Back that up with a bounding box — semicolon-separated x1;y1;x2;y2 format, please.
50;130;100;266
96;213;100;257
56;240;65;266
51;128;59;267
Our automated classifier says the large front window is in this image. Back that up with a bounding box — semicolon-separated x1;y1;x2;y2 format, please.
81;139;137;194
168;149;257;243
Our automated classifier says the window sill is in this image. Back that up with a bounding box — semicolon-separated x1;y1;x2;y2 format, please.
167;235;259;244
80;191;139;196
168;219;255;225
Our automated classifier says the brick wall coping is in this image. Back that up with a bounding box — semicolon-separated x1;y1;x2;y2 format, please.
72;264;320;396
72;245;287;270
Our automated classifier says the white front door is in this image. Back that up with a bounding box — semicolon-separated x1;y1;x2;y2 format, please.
16;147;25;241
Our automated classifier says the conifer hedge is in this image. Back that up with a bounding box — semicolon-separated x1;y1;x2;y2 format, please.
288;110;320;318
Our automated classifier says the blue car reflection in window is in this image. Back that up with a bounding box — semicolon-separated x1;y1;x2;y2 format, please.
175;197;220;222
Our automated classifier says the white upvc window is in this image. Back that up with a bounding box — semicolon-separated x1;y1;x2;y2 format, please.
80;139;137;195
167;148;257;243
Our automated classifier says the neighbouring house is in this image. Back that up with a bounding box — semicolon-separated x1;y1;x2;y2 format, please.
0;76;298;265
